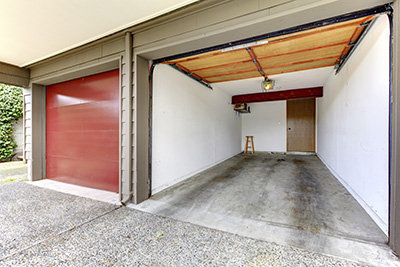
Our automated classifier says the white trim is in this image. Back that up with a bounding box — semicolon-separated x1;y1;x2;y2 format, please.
317;153;388;236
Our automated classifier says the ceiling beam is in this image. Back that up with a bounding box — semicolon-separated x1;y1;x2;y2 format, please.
232;87;323;104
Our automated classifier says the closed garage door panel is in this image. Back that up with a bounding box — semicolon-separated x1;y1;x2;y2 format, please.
46;69;119;192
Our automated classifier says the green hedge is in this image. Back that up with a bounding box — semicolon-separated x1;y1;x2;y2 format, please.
0;84;23;161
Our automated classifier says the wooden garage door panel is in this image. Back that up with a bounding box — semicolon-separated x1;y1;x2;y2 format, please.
46;69;119;192
287;98;315;152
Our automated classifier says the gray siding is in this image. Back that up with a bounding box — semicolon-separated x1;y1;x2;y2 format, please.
23;91;32;162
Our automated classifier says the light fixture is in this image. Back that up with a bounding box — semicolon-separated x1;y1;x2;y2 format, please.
261;76;275;91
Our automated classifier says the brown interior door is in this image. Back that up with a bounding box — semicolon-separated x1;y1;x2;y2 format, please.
287;98;316;152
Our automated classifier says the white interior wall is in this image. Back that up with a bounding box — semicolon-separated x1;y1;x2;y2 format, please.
317;16;389;234
241;101;287;152
152;64;242;194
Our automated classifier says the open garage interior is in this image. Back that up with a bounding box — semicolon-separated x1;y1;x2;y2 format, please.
137;12;390;260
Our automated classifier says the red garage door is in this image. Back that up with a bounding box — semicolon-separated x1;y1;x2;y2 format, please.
46;69;119;192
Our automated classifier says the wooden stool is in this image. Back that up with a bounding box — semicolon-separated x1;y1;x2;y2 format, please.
244;136;255;154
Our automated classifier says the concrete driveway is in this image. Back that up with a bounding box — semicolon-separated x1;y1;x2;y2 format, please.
0;161;27;184
0;181;394;266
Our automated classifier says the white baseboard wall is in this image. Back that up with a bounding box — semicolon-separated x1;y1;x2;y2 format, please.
317;153;388;236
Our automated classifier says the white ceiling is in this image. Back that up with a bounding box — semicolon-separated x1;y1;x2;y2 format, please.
214;67;334;96
0;0;198;67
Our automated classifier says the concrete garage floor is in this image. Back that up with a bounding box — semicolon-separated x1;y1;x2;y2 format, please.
135;153;395;266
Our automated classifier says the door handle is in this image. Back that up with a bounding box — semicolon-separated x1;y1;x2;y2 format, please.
288;128;291;130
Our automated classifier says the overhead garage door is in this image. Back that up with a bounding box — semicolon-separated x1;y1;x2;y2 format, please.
46;69;119;192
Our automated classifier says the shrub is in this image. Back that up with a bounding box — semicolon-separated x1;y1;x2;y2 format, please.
0;84;23;161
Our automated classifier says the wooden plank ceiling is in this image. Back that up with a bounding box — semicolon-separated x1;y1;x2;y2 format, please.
163;15;375;84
